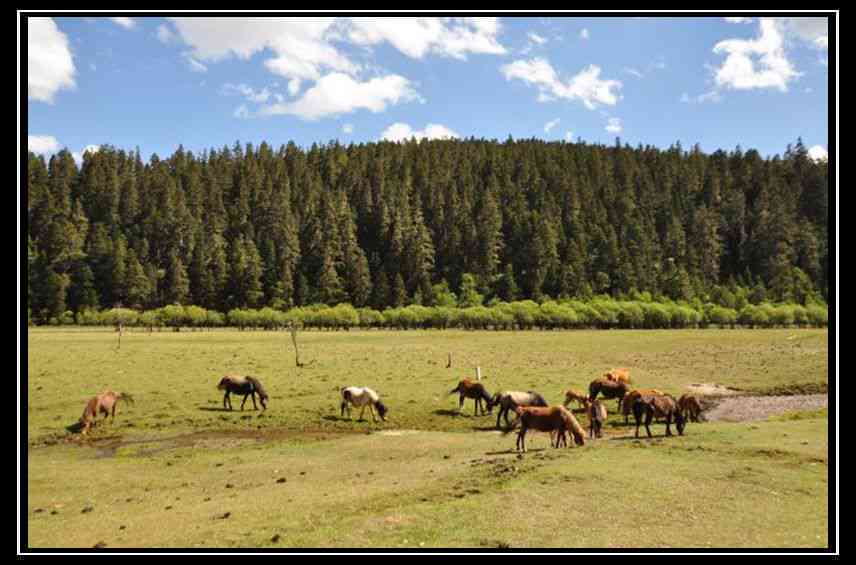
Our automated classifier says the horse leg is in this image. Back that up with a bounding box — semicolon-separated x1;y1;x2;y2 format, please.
496;407;503;429
241;394;249;411
645;410;653;438
369;404;377;423
665;414;673;437
224;391;231;410
359;405;366;421
251;392;258;410
111;404;116;424
459;394;465;414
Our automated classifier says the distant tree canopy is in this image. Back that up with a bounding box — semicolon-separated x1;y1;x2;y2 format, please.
26;137;828;324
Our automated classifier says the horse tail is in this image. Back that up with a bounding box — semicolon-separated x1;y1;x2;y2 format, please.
588;381;600;401
560;407;586;446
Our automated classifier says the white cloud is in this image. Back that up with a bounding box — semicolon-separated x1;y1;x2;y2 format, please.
381;122;459;143
712;18;801;92
234;105;250;119
168;17;357;82
527;32;547;45
28;18;76;103
605;117;622;134
681;90;723;104
544;118;560;133
781;17;828;50
565;131;574;142
501;58;622;110
287;78;301;96
342;123;354;134
808;145;828;162
222;83;272;103
28;135;60;154
724;17;753;24
156;24;176;44
623;67;644;79
110;17;135;29
346;17;506;60
260;72;421;120
580;28;590;40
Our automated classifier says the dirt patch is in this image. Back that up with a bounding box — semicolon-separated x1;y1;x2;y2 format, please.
685;383;743;396
376;430;422;436
77;427;365;458
703;394;828;423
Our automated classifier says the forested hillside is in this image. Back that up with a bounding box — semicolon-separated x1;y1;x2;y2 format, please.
26;137;828;324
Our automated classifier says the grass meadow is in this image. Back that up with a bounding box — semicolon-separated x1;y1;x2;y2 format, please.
24;328;830;549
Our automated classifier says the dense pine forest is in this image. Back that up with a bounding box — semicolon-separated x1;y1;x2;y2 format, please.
26;137;829;326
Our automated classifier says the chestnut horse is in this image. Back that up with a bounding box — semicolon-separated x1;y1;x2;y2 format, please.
678;394;703;422
589;378;629;412
78;391;134;434
584;399;608;439
621;388;665;423
509;405;585;452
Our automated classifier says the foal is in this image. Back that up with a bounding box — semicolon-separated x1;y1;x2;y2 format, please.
449;379;494;416
79;391;134;434
340;387;388;422
562;389;589;411
217;375;269;411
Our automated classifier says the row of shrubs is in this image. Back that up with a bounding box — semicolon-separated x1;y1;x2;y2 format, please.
48;299;829;331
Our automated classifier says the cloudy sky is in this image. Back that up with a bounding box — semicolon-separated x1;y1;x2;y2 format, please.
26;15;831;163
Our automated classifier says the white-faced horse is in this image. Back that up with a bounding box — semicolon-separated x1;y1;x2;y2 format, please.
340;387;388;422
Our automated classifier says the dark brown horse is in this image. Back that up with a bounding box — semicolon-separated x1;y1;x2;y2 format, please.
217;375;269;411
448;379;494;416
589;378;628;412
678;394;703;422
584;399;608;439
621;388;665;423
632;394;686;438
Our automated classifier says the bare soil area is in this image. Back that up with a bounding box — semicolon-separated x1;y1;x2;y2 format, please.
701;394;828;422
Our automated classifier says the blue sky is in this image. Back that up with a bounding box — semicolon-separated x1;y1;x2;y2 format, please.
26;15;831;164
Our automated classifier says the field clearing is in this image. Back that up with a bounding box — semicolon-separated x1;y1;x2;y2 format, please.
24;328;831;549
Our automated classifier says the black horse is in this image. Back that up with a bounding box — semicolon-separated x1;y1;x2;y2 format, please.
217;375;269;411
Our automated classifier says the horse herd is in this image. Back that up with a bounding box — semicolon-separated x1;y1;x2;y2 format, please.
76;368;703;453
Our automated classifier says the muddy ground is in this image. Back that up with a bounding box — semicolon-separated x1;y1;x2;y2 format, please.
701;394;829;423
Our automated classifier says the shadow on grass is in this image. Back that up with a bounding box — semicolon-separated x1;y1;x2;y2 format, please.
197;406;234;412
484;447;547;455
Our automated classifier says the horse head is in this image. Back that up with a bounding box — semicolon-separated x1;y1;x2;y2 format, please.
375;400;388;421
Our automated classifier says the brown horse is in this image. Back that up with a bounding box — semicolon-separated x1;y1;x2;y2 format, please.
510;405;585;452
604;368;632;385
632;394;686;438
78;391;134;434
621;388;665;423
448;379;494;416
589;378;628;412
678;394;703;422
217;375;269;411
584;399;608;439
562;388;589;410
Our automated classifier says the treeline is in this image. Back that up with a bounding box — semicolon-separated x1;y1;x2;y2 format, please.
26;136;828;325
40;297;828;331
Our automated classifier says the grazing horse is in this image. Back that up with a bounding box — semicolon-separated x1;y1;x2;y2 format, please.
621;388;665;423
632;394;686;438
562;389;589;411
448;379;494;416
491;391;548;429
217;375;269;411
584;399;608;439
589;378;629;412
340;387;388;422
678;394;703;423
509;405;585;452
79;391;134;434
604;368;632;385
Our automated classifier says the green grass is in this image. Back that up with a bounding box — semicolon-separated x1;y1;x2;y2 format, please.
25;328;829;549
